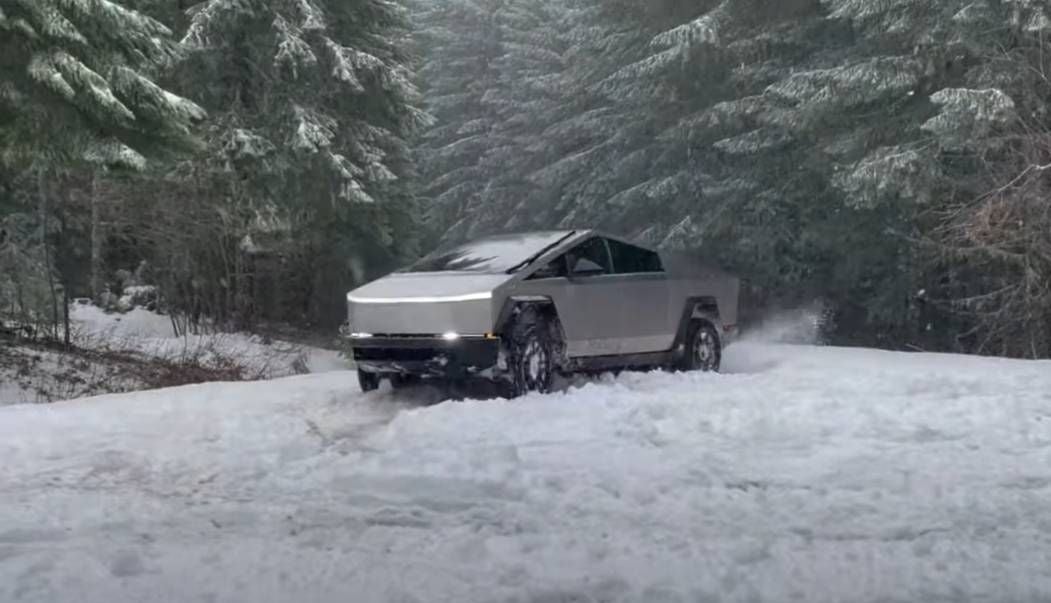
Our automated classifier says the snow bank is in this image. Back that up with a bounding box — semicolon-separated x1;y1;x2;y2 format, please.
72;303;177;339
69;303;347;377
0;346;147;405
0;305;347;405
2;343;1050;602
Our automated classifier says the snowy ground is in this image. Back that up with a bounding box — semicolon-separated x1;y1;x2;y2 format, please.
69;303;348;376
0;304;347;405
2;343;1051;602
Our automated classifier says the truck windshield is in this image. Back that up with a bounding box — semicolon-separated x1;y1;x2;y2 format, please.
402;232;573;274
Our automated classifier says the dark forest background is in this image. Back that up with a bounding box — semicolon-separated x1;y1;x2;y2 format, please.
2;0;1050;358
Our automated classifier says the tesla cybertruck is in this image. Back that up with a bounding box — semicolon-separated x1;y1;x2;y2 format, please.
345;230;739;397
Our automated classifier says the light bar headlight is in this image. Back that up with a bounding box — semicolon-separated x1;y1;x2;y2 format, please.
346;291;493;304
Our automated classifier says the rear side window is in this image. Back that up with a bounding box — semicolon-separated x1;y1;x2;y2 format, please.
607;239;664;274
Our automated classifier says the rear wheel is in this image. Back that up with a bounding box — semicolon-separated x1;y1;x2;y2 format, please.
358;369;380;392
504;306;560;398
682;320;721;373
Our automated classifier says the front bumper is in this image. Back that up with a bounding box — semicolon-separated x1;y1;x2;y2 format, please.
348;335;502;378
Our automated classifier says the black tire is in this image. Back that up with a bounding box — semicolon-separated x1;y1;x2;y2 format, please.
358;369;380;392
504;306;559;398
682;320;721;373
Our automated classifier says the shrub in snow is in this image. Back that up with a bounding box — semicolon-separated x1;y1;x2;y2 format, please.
118;285;159;312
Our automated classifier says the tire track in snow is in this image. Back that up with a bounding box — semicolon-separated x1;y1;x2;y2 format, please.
295;381;472;463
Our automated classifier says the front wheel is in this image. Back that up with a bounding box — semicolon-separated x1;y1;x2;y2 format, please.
358;369;380;392
505;307;560;398
682;321;721;373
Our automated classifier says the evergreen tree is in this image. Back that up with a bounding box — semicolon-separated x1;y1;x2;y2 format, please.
412;0;507;240
182;0;424;206
416;0;1051;353
0;0;205;169
0;0;205;337
146;0;428;326
447;0;593;236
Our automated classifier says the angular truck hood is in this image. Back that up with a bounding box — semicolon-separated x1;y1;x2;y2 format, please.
347;272;512;304
346;273;513;335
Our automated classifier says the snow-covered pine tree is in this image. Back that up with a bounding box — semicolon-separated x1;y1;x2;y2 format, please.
569;0;731;241
919;0;1051;357
536;0;673;237
182;0;425;207
0;0;206;336
606;0;1050;343
412;0;509;241
461;0;607;236
0;0;205;169
158;0;426;325
787;0;1049;343
413;0;1050;352
417;0;694;242
628;0;874;313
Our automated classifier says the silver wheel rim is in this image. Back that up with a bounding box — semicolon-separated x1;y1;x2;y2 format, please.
693;330;717;371
522;338;548;389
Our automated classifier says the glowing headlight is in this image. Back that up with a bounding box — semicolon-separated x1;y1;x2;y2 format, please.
350;332;374;339
347;291;493;304
441;332;461;341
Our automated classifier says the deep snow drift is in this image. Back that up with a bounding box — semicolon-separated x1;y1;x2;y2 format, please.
2;343;1050;602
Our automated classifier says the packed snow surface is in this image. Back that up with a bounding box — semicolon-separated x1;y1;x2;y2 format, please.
2;343;1051;602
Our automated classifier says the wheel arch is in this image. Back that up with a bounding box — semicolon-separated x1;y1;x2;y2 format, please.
494;296;562;335
672;296;721;350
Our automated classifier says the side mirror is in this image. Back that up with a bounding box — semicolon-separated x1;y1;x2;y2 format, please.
571;257;606;277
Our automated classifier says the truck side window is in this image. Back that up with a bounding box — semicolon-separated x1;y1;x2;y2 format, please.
567;237;612;275
607;239;664;274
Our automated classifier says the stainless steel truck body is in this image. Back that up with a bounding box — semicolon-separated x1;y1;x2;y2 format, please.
345;230;739;396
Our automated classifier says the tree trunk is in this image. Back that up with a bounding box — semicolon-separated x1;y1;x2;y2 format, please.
39;171;60;340
63;287;71;348
90;173;103;300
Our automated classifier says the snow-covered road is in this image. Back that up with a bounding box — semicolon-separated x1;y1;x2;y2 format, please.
2;343;1051;602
